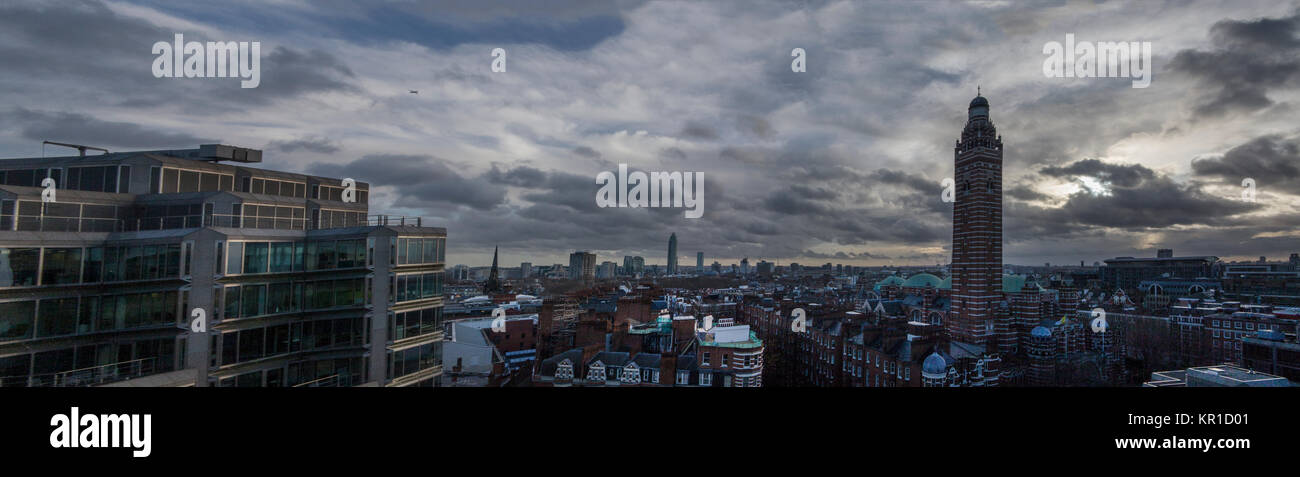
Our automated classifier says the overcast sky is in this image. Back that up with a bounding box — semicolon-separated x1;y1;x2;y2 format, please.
1;0;1298;268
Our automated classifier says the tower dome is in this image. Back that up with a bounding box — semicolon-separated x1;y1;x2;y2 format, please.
922;351;948;376
968;92;989;119
902;273;943;289
1031;325;1052;338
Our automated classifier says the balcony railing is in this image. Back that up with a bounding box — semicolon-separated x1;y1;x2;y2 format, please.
205;213;308;230
0;357;159;387
292;374;341;387
366;215;429;227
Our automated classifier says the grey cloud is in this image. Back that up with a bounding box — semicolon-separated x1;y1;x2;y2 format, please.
680;121;719;141
311;154;505;210
1006;184;1051;202
6;108;213;149
1191;134;1300;188
268;135;341;154
1168;10;1300;117
800;250;891;260
572;146;602;159
1040;159;1157;188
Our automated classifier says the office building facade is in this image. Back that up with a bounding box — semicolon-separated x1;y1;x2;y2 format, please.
0;145;445;387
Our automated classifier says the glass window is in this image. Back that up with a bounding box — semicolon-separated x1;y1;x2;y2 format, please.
118;166;130;193
227;242;243;275
224;286;241;318
241;284;266;318
270;242;293;273
243;242;269;274
0;248;41;286
0;301;36;339
316;241;336;270
179;170;200;192
337;240;355;269
268;282;293;314
162;168;179;193
239;328;264;362
40;248;82;285
406;238;421;264
123;246;143;281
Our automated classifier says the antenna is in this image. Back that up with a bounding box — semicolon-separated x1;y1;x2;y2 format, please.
43;141;108;157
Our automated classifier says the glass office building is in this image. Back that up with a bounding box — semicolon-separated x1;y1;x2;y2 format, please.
0;145;445;387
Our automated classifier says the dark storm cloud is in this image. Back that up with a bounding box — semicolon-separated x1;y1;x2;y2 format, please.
268;136;341;154
311;3;632;52
485;164;549;187
1006;184;1051;202
572;146;602;159
0;1;359;109
763;188;836;217
800;250;892;260
1051;177;1255;229
1040;159;1157;188
0;0;167;76
680;122;719;141
659;147;687;160
311;154;505;210
1191;134;1300;187
735;115;775;139
232;47;357;101
1027;158;1259;230
5;108;213;148
866;169;935;195
1168;10;1300;117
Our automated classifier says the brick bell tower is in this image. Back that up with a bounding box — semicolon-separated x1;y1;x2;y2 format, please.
949;90;1004;350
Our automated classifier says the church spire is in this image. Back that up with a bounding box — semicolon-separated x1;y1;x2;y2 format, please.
483;245;503;293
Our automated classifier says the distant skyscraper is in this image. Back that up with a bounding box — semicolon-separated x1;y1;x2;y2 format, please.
740;257;749;275
697;252;704;270
623;255;645;276
667;233;678;274
950;91;1004;349
569;251;596;282
520;262;532;278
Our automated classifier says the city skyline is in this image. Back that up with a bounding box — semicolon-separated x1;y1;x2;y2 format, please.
1;1;1298;268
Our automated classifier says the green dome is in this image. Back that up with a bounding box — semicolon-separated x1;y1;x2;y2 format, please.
939;277;952;290
903;273;943;288
874;275;906;291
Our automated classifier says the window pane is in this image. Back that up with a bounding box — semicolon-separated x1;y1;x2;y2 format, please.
0;301;36;339
0;248;41;286
243;242;268;274
270;242;293;273
226;242;243;274
40;248;82;285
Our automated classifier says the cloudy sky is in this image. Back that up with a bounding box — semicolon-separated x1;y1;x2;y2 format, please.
1;0;1298;268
